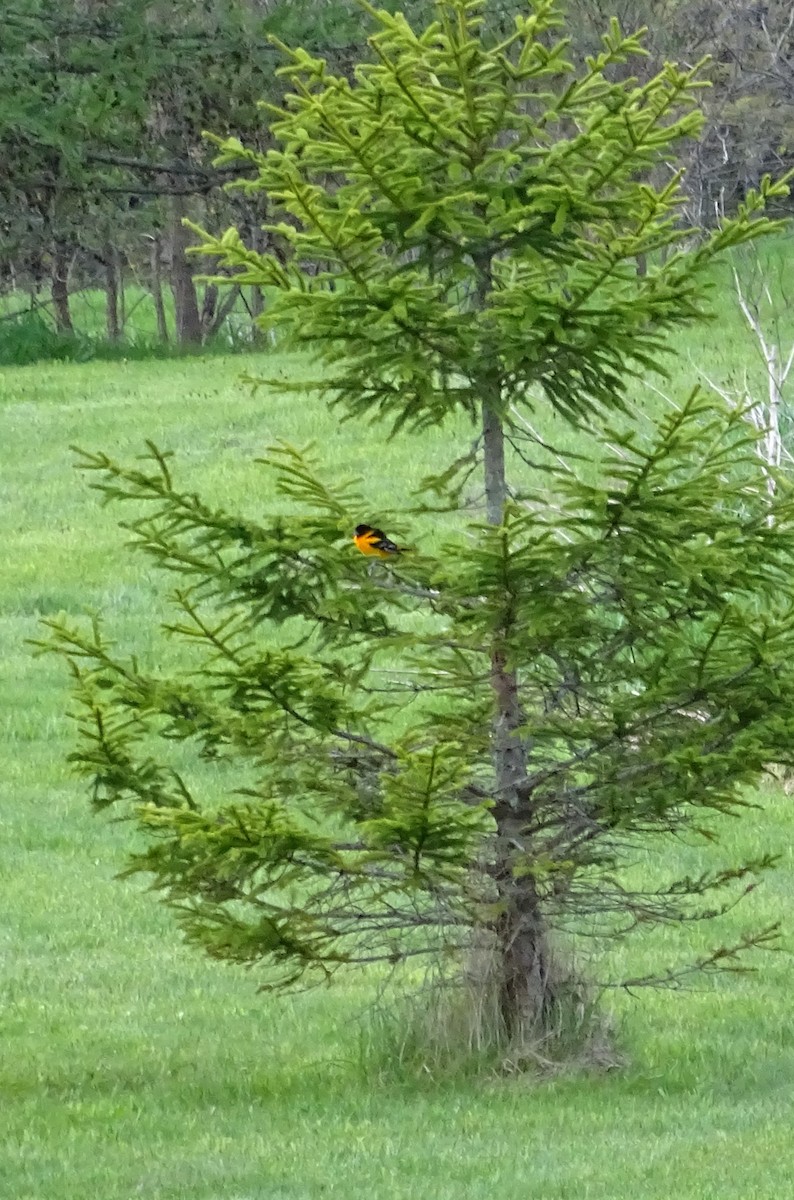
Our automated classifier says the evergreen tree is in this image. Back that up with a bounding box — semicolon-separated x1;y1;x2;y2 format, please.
43;0;794;1057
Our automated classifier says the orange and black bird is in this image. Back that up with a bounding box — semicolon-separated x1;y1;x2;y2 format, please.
353;524;409;559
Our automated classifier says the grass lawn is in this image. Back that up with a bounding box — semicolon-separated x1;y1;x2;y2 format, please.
0;283;261;365
2;289;794;1199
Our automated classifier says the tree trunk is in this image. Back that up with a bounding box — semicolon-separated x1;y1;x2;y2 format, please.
248;224;267;342
493;869;556;1038
168;196;202;346
249;285;267;344
200;282;218;336
206;283;242;341
104;242;121;341
51;242;74;335
150;234;169;344
250;285;265;322
118;253;126;332
482;399;555;1039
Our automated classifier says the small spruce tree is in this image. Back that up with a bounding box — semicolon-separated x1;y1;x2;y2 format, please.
44;0;794;1057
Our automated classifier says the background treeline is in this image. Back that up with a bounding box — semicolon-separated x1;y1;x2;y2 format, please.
1;0;792;359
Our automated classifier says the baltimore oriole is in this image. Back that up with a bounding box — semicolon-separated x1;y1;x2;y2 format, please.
353;524;409;558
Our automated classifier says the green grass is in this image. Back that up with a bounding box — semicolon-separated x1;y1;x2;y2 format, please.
0;285;260;365
3;294;794;1198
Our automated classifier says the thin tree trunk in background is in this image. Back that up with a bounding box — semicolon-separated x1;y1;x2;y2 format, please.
250;285;266;343
200;282;218;339
248;224;266;343
206;283;242;340
250;286;265;321
30;255;43;315
118;252;126;334
151;234;169;343
169;195;202;346
104;242;121;341
51;242;74;334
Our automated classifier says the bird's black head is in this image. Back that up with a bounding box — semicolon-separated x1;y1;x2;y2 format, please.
354;524;374;536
